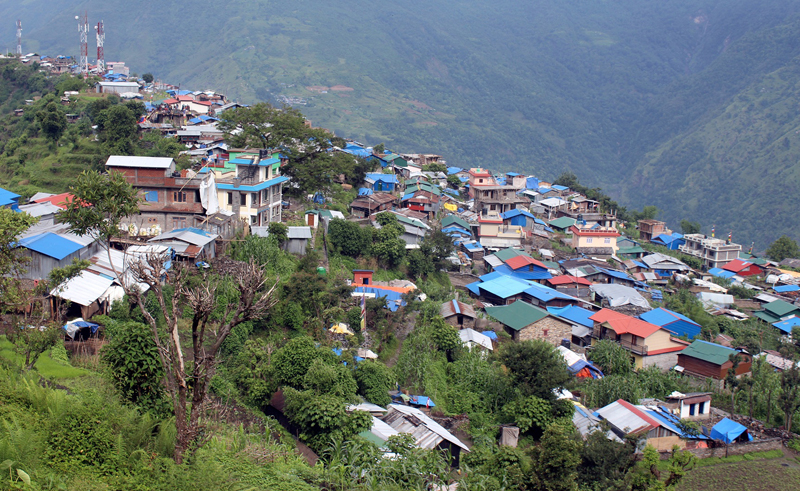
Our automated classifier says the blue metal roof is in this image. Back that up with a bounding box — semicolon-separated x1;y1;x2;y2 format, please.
18;232;84;260
493;264;553;281
442;226;470;236
446;166;463;175
598;268;634;281
365;173;399;184
547;305;595;328
639;308;701;339
462;241;483;251
465;281;482;296
358;188;373;196
401;193;415;201
551;185;568;191
0;187;20;207
526;177;540;190
443;188;460;197
643;407;709;440
524;282;572;302
451;299;461;315
478;276;532;299
216;175;289;192
172;227;214;237
774;285;800;293
708;268;736;279
506;172;521;177
500;208;536;220
773;316;800;334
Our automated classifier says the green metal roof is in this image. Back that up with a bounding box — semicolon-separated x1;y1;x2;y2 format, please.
617;246;646;255
765;300;800;317
680;340;737;366
494;247;529;262
542;260;560;270
358;430;386;447
753;311;780;324
548;217;577;230
485;300;549;331
442;215;470;230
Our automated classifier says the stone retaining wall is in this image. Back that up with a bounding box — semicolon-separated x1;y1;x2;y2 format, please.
660;437;783;460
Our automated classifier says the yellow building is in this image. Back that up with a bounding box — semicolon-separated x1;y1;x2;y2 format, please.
589;309;689;370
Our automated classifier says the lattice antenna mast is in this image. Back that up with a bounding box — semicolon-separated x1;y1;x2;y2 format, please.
77;12;89;76
16;20;22;57
95;20;105;74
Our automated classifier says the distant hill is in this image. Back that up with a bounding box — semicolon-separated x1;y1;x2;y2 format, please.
2;0;800;244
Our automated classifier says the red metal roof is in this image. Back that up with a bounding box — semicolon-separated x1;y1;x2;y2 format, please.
722;258;760;274
504;255;547;271
589;308;629;323
547;275;592;286
33;192;88;209
163;98;178;104
176;95;194;101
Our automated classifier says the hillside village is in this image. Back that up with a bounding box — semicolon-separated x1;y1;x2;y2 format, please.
3;61;800;489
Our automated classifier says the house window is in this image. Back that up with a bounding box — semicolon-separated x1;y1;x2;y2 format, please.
173;191;187;202
251;193;258;206
240;193;247;207
251;214;258;225
542;329;549;337
143;190;158;202
479;179;484;184
604;237;611;244
698;401;706;414
586;237;593;244
227;192;233;205
172;217;186;230
689;403;696;416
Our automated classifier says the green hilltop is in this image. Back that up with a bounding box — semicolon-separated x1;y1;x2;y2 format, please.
3;0;800;243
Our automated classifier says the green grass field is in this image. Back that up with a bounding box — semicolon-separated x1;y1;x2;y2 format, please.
0;337;88;379
677;450;800;491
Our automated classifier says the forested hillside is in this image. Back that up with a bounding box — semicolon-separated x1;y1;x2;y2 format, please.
2;0;800;243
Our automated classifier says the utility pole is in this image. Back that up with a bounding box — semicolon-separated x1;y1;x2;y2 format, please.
16;20;21;57
95;20;105;74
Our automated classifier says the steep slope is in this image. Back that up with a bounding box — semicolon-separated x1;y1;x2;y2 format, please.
624;20;800;245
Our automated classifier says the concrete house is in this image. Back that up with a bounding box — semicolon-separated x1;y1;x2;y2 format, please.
590;309;689;370
679;234;742;270
215;154;289;227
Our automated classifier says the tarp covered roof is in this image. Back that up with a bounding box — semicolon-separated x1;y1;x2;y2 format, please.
710;417;752;444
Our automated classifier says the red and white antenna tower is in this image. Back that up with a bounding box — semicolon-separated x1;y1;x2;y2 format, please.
16;20;22;57
95;20;105;74
77;12;88;76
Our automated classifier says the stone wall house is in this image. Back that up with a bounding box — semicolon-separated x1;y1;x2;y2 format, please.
440;299;477;330
485;300;573;346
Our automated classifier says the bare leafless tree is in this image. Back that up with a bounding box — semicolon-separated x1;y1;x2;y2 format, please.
126;251;278;463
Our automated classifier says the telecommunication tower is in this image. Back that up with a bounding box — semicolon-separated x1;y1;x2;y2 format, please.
95;20;105;74
16;20;21;57
76;12;89;76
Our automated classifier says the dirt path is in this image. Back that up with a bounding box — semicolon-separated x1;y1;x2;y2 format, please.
385;310;418;367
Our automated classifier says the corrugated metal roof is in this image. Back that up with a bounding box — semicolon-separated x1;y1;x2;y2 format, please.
106;155;174;169
459;328;493;350
149;229;216;247
53;271;114;306
595;399;659;435
383;405;469;451
679;340;738;366
18;232;84;260
485;300;548;330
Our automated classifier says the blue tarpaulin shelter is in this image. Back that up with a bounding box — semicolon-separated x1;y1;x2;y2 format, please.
710;417;752;443
408;395;435;407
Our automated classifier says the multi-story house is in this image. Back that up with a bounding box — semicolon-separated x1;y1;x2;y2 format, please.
106;155;214;233
679;234;742;270
214;151;288;226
